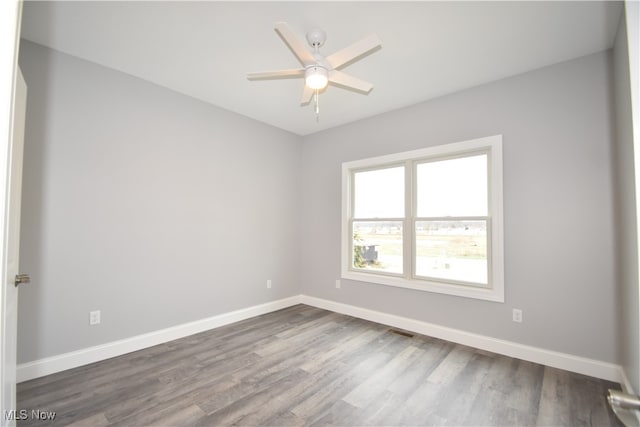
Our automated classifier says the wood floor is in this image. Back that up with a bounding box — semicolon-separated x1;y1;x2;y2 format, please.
17;304;622;426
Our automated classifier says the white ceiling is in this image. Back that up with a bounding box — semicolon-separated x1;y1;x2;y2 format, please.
20;1;623;136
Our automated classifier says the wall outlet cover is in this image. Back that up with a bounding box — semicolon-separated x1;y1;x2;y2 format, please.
512;309;523;323
89;310;101;325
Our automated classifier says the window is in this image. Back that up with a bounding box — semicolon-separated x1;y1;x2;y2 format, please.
353;166;404;275
341;135;504;302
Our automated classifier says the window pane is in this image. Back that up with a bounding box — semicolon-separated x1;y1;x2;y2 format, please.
353;221;402;274
416;155;487;217
354;166;404;218
415;220;487;285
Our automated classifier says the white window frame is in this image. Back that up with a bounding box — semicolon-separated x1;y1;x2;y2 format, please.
341;135;504;302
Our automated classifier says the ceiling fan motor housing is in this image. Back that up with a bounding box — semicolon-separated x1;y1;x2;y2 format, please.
306;28;326;48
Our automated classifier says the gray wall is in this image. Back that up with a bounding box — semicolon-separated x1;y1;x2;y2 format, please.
18;39;622;367
613;10;639;391
300;51;618;363
17;41;302;363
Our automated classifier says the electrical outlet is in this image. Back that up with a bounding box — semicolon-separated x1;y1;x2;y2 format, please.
89;310;101;325
512;309;523;323
336;279;341;289
267;279;272;289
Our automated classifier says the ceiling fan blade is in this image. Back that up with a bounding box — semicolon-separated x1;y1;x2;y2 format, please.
301;85;314;105
247;69;305;80
275;22;316;67
329;70;373;93
326;34;382;70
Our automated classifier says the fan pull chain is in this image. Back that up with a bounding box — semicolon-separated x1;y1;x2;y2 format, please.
312;39;322;122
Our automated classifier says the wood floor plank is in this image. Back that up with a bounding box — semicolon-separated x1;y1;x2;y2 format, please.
290;351;392;421
482;352;520;393
464;387;522;426
400;380;447;424
17;304;623;427
505;359;544;416
107;353;262;423
307;399;360;427
434;352;494;425
261;410;307;427
110;400;207;427
342;344;418;408
354;389;406;426
385;339;452;398
201;368;310;426
536;366;573;426
426;344;475;385
65;412;109;427
298;328;383;374
569;373;620;427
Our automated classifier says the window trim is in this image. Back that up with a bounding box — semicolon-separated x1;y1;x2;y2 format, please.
341;135;504;302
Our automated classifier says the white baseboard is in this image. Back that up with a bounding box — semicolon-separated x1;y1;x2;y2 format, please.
17;295;302;383
300;295;624;384
18;294;626;386
619;366;636;394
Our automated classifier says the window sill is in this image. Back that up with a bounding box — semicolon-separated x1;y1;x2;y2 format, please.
341;270;504;302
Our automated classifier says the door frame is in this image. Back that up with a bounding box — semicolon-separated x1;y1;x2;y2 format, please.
0;0;23;425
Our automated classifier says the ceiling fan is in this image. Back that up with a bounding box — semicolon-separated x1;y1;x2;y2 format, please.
247;22;382;115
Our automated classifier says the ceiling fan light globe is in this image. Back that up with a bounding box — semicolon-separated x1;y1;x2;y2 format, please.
305;66;328;90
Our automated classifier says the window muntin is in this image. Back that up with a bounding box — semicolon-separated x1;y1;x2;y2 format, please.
341;135;503;302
